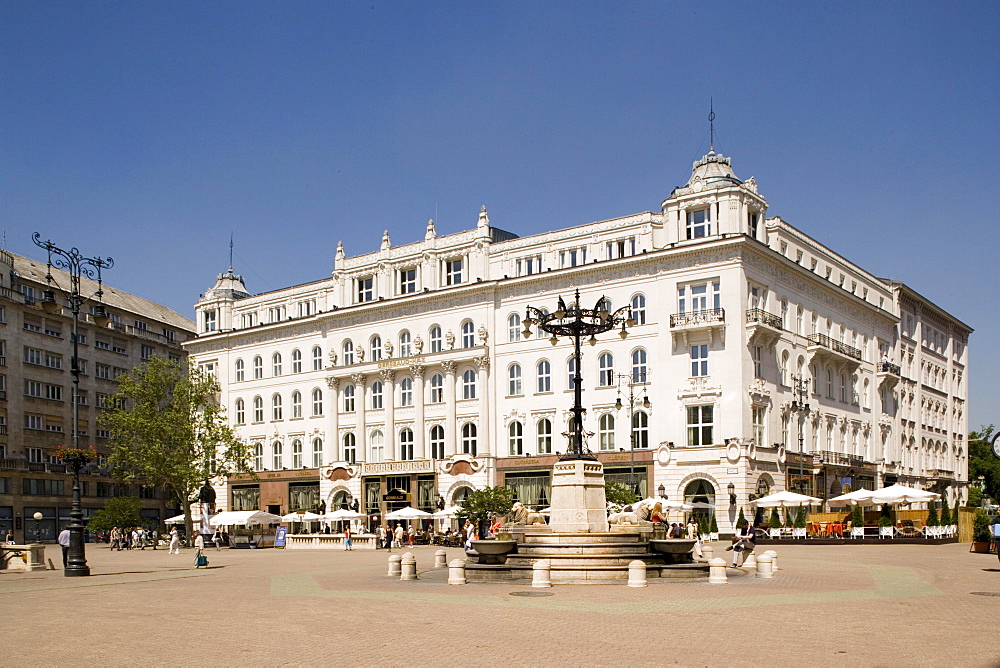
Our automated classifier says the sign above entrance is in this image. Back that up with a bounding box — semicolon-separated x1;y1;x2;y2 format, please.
362;460;434;476
383;491;409;502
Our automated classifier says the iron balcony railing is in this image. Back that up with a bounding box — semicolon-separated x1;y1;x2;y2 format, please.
878;361;901;375
745;308;783;329
670;308;725;328
817;450;866;467
807;333;862;360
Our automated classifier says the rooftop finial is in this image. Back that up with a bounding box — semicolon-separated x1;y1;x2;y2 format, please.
708;98;716;155
228;232;234;272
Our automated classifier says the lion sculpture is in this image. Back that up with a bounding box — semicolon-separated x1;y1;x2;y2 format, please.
608;500;665;526
507;501;548;526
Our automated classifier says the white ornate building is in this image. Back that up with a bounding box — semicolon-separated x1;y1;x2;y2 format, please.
185;148;971;534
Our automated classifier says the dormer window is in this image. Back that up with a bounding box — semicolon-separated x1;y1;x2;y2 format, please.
445;259;463;286
686;208;711;239
357;277;374;303
399;268;417;295
203;310;217;332
748;211;760;238
606;238;635;260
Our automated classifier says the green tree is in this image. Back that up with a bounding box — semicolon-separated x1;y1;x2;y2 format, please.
973;509;991;544
709;514;719;534
87;497;143;535
926;499;939;527
460;486;515;537
735;507;748;529
969;426;1000;502
605;480;639;507
100;357;256;540
795;506;807;528
851;504;864;528
968;487;983;508
940;496;951;525
768;507;781;529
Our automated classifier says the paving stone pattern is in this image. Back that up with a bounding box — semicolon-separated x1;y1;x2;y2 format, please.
2;541;999;666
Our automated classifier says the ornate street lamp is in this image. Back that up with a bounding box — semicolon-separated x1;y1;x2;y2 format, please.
33;233;114;577
33;511;43;543
614;372;651;495
523;290;634;461
789;375;811;495
727;482;737;506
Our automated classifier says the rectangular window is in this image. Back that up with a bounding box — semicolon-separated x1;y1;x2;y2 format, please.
204;310;217;332
25;415;44;431
753;346;763;379
752;406;766;446
24;347;43;365
677;281;721;315
269;307;285;323
298;301;314;318
445;259;463;286
23;478;64;495
95;338;111;351
45;384;62;401
25;380;43;397
686;208;711;239
559;248;586;268
141;345;154;360
357;277;374;302
516;255;542;276
163;329;175;342
23;320;42;333
690;344;708;377
687;405;714;446
606;237;635;260
45;352;62;369
398;268;417;294
44;326;61;338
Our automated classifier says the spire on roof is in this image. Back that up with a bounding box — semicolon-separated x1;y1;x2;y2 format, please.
381;230;391;250
425;218;436;240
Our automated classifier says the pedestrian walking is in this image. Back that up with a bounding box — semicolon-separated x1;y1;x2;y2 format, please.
58;527;71;567
151;529;158;550
344;526;353;551
169;527;181;554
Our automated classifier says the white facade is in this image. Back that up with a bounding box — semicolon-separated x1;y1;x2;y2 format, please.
185;149;971;534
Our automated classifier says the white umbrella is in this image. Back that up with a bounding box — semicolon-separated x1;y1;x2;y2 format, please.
869;484;940;505
209;510;282;527
750;490;822;508
280;511;322;522
385;506;432;520
537;507;552;515
431;505;463;518
322;509;365;521
661;500;693;510
827;489;877;507
164;514;187;525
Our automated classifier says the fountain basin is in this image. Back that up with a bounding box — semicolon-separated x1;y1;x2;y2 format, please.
467;540;518;564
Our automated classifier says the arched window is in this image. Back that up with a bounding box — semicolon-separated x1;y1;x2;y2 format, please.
535;308;549;338
371;381;383;409
343;384;355;412
235;398;245;424
631;294;646;325
429;326;442;353
461;321;475;348
430;425;445;459
430;374;444;403
462;423;477;455
235;359;245;382
567;357;577;389
508;364;522;396
840;373;848;402
780;299;789;329
399;331;412;357
291;439;303;468
399;377;413;406
343;341;354;366
599;352;614;386
311;388;323;416
826;368;834;398
796;306;804;335
272;441;283;470
599;414;615;451
632;411;649;448
253;356;263;379
370;336;382;362
684;479;716;523
342;432;356;464
272;352;282;376
291;390;302;418
509;421;524;455
291;349;302;373
508;313;521;342
462;369;477;400
312;346;323;371
253;443;263;471
399;428;414;460
536;360;551;393
597;297;612;313
272;394;282;421
780;351;789;386
537;418;552;454
252;396;263;422
369;430;384;463
311;437;323;467
631;349;647;383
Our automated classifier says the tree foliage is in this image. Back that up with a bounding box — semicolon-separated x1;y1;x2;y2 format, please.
969;425;1000;502
735;507;748;529
460;486;515;530
968;487;983;508
87;497;144;534
605;480;639;507
769;507;781;529
939;496;951;525
926;499;939;527
100;357;256;538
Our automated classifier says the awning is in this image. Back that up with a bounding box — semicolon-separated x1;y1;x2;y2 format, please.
209;511;282;527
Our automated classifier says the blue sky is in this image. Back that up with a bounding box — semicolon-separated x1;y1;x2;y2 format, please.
2;1;998;428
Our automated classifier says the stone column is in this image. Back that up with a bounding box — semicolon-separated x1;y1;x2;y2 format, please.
442;360;457;457
411;365;426;460
381;369;396;460
352;373;367;463
325;376;339;465
476;355;490;457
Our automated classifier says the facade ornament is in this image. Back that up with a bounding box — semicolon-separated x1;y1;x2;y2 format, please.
475;355;490;371
380;229;391;250
328;350;337;366
413;335;423;354
325;376;339;390
441;360;457;375
350;372;366;386
379;368;395;383
335;241;345;262
478;205;490;230
445;330;455;349
356;346;365;362
477;324;488;344
383;340;393;358
425;218;436;240
409;364;425;379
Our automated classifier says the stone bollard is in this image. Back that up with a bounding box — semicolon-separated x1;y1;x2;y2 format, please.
532;559;552;588
708;558;728;584
756;554;774;579
627;560;648;588
764;549;779;571
434;549;448;568
387;554;402;577
743;551;756;569
448;559;467;585
701;543;714;563
400;552;418;581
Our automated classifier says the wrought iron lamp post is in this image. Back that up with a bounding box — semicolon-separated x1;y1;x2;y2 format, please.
614;373;650;495
789;375;811;495
32;511;43;543
33;233;114;576
523;290;634;461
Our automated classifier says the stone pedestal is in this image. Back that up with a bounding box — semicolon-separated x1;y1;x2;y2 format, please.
548;460;609;533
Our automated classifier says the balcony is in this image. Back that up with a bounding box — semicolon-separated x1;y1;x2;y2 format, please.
817;450;867;468
0;457;25;471
877;360;901;390
807;333;862;371
926;468;954;482
670;308;726;351
745;308;783;347
118;324;184;348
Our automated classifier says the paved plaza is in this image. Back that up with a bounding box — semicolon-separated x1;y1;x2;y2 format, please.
2;540;999;666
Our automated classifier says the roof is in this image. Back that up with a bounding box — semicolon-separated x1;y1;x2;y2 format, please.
9;250;195;332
